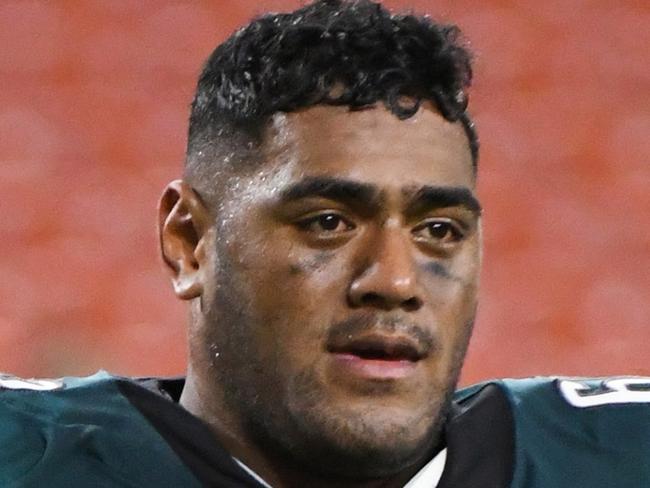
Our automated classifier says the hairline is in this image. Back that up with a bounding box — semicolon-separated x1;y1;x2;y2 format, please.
185;102;476;210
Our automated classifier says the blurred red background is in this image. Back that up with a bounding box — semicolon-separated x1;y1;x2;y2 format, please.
1;0;648;384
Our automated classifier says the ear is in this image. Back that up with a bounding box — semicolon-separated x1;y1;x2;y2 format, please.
158;180;211;300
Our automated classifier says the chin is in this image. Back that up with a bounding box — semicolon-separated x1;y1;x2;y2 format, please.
278;395;447;480
238;356;460;480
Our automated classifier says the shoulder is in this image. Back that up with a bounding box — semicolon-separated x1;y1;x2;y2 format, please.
458;375;650;406
0;373;131;468
0;372;121;484
0;371;125;426
0;372;199;487
458;375;650;414
0;371;186;440
457;376;650;446
0;371;140;424
454;376;650;488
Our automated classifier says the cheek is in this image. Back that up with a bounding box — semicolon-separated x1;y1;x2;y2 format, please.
419;257;478;358
419;255;479;309
267;250;341;306
240;248;345;352
288;250;337;275
420;239;480;304
422;261;455;280
439;285;477;365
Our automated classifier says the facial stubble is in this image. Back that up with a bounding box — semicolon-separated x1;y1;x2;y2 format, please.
202;241;475;481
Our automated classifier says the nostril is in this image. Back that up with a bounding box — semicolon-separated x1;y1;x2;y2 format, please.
357;293;421;311
402;296;422;312
360;292;385;308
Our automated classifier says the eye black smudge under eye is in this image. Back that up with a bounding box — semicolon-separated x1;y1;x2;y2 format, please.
422;261;460;281
288;251;336;275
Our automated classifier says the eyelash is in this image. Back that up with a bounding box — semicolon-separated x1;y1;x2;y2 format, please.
411;219;465;246
296;213;465;241
296;212;355;234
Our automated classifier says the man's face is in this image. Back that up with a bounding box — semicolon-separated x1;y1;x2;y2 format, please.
200;104;481;477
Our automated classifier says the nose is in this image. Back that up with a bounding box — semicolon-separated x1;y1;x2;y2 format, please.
348;224;423;312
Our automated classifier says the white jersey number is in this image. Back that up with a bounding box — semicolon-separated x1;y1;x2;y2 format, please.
0;375;62;391
559;377;650;408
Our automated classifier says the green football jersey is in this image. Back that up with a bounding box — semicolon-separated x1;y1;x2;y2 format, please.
440;376;650;487
1;372;649;487
489;377;650;488
0;372;258;487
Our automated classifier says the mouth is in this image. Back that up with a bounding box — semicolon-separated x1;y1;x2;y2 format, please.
326;334;428;380
327;335;426;362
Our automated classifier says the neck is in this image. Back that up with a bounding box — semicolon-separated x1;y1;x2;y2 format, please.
179;370;431;488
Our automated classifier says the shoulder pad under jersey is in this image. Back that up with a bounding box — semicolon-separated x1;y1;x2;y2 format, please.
0;371;201;488
457;376;650;488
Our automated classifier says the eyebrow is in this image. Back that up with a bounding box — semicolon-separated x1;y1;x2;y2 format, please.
279;176;381;208
405;186;482;216
278;176;481;216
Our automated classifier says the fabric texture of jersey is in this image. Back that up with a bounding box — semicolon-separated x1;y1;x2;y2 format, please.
1;372;649;487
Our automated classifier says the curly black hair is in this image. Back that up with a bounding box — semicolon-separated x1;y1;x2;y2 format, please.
186;0;477;184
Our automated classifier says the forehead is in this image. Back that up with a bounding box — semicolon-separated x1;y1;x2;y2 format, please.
261;103;475;191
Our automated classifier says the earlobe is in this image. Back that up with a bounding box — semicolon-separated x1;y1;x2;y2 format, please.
158;180;211;300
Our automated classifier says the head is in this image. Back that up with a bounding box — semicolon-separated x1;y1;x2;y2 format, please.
160;0;480;483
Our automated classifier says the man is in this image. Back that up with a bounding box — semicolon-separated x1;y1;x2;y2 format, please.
159;0;478;485
1;1;650;487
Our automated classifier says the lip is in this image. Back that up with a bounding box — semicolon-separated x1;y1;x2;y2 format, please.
327;333;428;361
330;352;418;380
326;332;428;380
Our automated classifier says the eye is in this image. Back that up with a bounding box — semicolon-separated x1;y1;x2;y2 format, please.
297;213;355;234
412;219;464;245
